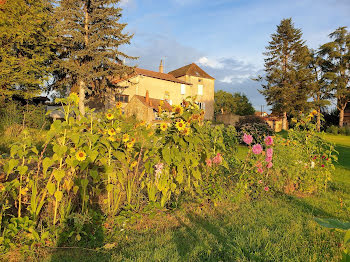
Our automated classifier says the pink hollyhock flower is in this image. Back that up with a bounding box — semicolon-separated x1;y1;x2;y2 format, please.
243;133;253;145
321;164;325;168
266;148;273;158
258;180;263;184
264;136;274;146
257;167;263;174
313;156;317;160
266;162;273;169
213;153;223;164
264;186;269;191
265;156;272;163
256;161;263;168
206;158;212;167
252;144;263;155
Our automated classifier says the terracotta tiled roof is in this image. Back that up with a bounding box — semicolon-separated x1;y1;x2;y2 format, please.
113;68;192;85
168;63;215;80
134;95;172;112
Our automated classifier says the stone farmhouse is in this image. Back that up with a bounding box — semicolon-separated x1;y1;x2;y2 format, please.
107;61;215;121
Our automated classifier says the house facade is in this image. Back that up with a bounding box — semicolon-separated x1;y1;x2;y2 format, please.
109;62;215;121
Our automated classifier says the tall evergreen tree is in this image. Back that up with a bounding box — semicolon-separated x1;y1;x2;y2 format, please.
260;18;312;130
0;0;54;98
319;27;350;127
54;0;136;116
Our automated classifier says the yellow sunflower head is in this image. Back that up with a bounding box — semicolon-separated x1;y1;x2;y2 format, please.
106;113;114;120
68;93;79;104
175;120;185;131
108;136;116;142
116;102;122;109
182;127;191;136
108;128;116;136
160;122;168;131
122;134;129;143
173;105;184;115
115;127;121;133
76;151;86;161
140;121;146;126
126;141;134;149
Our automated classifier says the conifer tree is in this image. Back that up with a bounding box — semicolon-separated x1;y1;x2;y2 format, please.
54;0;135;115
260;18;312;130
0;0;54;98
319;27;350;127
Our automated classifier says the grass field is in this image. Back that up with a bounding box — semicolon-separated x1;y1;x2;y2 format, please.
43;134;350;262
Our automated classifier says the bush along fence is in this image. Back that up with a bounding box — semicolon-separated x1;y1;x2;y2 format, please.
0;94;337;257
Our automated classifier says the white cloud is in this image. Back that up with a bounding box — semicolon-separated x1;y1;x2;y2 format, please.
220;74;252;84
120;0;131;7
197;56;224;69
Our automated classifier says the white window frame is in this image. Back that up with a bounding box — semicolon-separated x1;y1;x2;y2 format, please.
198;84;203;95
181;84;186;95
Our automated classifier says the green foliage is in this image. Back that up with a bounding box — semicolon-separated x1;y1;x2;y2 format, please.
319;27;350;127
0;0;54;98
53;0;136;114
236;115;274;144
214;90;255;116
260;18;313;117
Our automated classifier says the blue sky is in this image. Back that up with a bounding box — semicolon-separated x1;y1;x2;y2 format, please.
119;0;350;110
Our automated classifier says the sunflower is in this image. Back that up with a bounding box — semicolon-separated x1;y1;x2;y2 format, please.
126;141;134;149
115;127;121;133
108;128;116;136
106;113;114;120
175;120;186;131
68;92;79;104
122;134;129;143
139;121;146;126
173;105;184;115
160;122;168;131
108;136;116;142
182;127;191;136
76;151;87;161
116;102;122;109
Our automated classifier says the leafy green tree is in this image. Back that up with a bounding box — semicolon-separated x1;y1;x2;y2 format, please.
0;0;54;98
214;90;255;116
308;50;331;131
54;0;136;116
233;93;255;116
260;18;313;130
319;27;350;127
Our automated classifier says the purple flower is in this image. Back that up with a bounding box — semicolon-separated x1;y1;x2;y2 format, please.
252;144;263;155
243;133;253;145
266;148;273;158
264;136;274;146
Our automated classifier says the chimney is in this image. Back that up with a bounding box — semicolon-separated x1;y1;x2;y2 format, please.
145;90;149;104
159;60;164;73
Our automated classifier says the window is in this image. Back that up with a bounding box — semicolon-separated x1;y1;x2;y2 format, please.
181;84;186;95
198;85;203;95
198;78;202;83
197;102;205;110
115;94;129;103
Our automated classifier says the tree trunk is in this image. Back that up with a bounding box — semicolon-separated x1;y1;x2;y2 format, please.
339;108;344;127
317;108;321;132
79;80;85;117
282;111;288;130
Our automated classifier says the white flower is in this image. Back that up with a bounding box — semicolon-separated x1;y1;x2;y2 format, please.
311;161;315;169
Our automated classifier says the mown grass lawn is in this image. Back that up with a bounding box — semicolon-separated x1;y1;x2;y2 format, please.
44;134;350;262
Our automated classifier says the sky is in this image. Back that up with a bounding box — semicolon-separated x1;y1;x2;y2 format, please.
119;0;350;110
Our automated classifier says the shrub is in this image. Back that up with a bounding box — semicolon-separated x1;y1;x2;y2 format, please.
326;125;339;135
